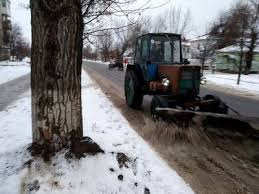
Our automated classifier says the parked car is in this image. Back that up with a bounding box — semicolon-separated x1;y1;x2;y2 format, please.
108;60;124;71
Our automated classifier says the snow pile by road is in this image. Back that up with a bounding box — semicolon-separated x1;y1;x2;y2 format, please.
205;72;259;95
0;62;30;85
83;59;110;65
0;60;30;66
0;71;194;194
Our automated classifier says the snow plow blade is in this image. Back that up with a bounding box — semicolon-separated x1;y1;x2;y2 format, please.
155;108;259;138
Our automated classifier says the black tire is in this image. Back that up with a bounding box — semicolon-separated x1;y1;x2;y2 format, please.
108;64;113;70
150;96;169;120
200;95;228;114
124;69;143;108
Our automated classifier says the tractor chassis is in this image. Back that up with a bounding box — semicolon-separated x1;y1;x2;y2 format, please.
150;94;229;120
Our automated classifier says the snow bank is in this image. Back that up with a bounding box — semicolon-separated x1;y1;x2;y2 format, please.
0;71;194;194
0;62;30;85
84;59;110;65
0;60;30;66
205;72;259;95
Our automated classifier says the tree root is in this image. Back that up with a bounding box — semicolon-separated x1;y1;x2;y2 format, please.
28;136;104;161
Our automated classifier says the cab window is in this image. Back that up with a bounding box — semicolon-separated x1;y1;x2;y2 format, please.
141;38;149;63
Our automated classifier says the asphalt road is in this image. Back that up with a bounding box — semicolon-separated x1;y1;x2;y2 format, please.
84;61;259;118
0;73;30;111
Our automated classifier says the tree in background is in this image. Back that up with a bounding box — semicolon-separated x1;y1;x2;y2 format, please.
10;23;30;60
113;20;131;63
210;0;258;74
127;17;150;53
97;31;114;62
113;18;150;61
82;0;167;43
193;35;218;76
152;5;192;37
81;0;167;62
82;45;98;60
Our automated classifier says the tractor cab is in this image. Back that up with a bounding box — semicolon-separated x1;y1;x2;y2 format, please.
134;33;183;66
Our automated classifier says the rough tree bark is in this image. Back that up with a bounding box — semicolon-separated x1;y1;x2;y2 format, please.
31;0;84;152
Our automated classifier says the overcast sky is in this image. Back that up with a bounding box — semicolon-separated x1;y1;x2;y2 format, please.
11;0;235;43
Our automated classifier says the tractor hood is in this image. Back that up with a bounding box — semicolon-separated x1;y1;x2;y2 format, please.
158;64;201;96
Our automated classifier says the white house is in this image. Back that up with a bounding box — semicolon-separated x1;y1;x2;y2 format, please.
188;35;218;69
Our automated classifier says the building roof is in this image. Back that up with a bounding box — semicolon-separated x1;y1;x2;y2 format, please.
217;44;259;53
190;35;209;42
138;33;181;39
182;42;191;47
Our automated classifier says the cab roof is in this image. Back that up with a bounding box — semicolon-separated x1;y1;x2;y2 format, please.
138;33;182;39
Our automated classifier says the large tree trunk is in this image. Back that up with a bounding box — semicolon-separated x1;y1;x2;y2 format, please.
31;0;84;152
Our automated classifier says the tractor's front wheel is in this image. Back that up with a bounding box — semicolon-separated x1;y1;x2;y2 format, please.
125;69;143;108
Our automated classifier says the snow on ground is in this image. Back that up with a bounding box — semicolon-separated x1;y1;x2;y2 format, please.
204;71;259;95
0;71;194;194
0;61;30;85
83;59;110;65
0;59;30;66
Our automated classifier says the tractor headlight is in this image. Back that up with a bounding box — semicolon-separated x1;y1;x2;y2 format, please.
200;77;207;85
162;78;170;87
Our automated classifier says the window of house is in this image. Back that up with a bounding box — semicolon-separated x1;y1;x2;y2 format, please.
2;0;6;7
2;14;7;21
197;43;201;50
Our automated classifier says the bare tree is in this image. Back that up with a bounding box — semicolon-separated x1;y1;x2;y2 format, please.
152;14;167;33
82;0;169;43
83;45;98;60
114;32;129;62
193;36;217;76
210;1;250;83
10;23;30;60
10;23;22;57
107;17;151;62
24;0;168;43
112;18;146;61
210;1;250;49
127;17;150;52
97;31;114;62
31;0;84;152
153;5;192;36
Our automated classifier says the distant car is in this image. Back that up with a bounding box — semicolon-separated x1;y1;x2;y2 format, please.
108;61;124;71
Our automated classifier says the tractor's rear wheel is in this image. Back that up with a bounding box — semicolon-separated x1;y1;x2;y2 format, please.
125;69;143;108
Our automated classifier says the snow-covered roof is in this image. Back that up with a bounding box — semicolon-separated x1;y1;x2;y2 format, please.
190;35;209;42
182;42;191;46
217;44;259;53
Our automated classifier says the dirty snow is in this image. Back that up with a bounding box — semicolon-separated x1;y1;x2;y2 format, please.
0;61;30;85
0;70;194;194
204;71;259;95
